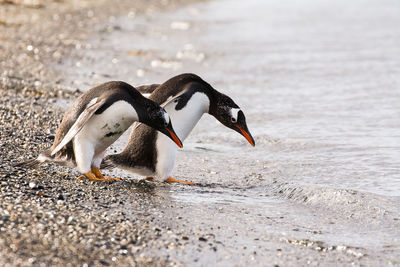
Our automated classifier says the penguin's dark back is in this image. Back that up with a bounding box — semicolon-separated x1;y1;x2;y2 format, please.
149;73;212;105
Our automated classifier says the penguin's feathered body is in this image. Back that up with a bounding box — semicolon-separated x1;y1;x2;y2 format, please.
103;73;255;183
17;81;182;181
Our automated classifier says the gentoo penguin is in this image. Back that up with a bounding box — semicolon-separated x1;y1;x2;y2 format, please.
17;81;183;181
102;73;254;184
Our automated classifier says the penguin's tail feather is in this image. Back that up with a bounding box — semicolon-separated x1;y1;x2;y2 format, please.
14;158;43;169
14;150;52;169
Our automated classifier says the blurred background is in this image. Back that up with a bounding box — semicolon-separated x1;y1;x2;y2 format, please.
1;0;399;265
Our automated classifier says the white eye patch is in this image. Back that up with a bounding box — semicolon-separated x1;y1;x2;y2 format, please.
230;108;241;122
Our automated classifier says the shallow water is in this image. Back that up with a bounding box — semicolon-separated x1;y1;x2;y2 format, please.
57;0;400;264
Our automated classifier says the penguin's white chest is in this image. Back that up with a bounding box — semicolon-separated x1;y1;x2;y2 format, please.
75;101;138;154
155;92;209;180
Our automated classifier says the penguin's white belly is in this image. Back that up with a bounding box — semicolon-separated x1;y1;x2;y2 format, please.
73;101;138;172
154;132;178;180
155;92;209;180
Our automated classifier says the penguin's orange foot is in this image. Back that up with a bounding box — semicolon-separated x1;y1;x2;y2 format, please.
146;176;154;181
165;176;195;185
103;176;122;181
91;167;123;181
77;172;113;182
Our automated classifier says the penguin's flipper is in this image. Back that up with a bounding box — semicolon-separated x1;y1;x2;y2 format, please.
135;84;160;95
160;86;195;108
51;98;107;156
166;176;195;185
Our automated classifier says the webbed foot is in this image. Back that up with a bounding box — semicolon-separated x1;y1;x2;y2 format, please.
165;176;195;185
91;167;122;181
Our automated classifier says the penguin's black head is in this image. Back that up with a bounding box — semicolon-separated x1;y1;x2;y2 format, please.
210;93;255;147
140;100;183;148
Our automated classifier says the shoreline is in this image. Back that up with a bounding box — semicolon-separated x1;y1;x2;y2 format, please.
1;0;399;265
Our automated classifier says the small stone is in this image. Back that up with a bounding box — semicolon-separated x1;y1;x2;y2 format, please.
99;260;110;266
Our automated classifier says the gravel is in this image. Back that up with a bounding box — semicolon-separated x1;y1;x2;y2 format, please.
0;0;200;265
0;71;184;266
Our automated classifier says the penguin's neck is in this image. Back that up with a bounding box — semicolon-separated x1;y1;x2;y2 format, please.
165;91;210;142
155;91;210;180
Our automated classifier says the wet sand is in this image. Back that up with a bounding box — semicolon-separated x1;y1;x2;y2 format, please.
1;0;400;266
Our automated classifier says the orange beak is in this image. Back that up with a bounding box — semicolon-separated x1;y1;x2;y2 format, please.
167;129;183;148
236;125;255;147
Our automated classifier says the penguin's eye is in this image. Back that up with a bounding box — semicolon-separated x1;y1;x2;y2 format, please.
164;121;168;127
231;117;237;123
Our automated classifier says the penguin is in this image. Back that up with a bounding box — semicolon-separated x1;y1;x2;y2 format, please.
102;73;255;184
16;81;183;181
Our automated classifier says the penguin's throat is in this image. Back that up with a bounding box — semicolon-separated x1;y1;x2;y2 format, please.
169;92;210;141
